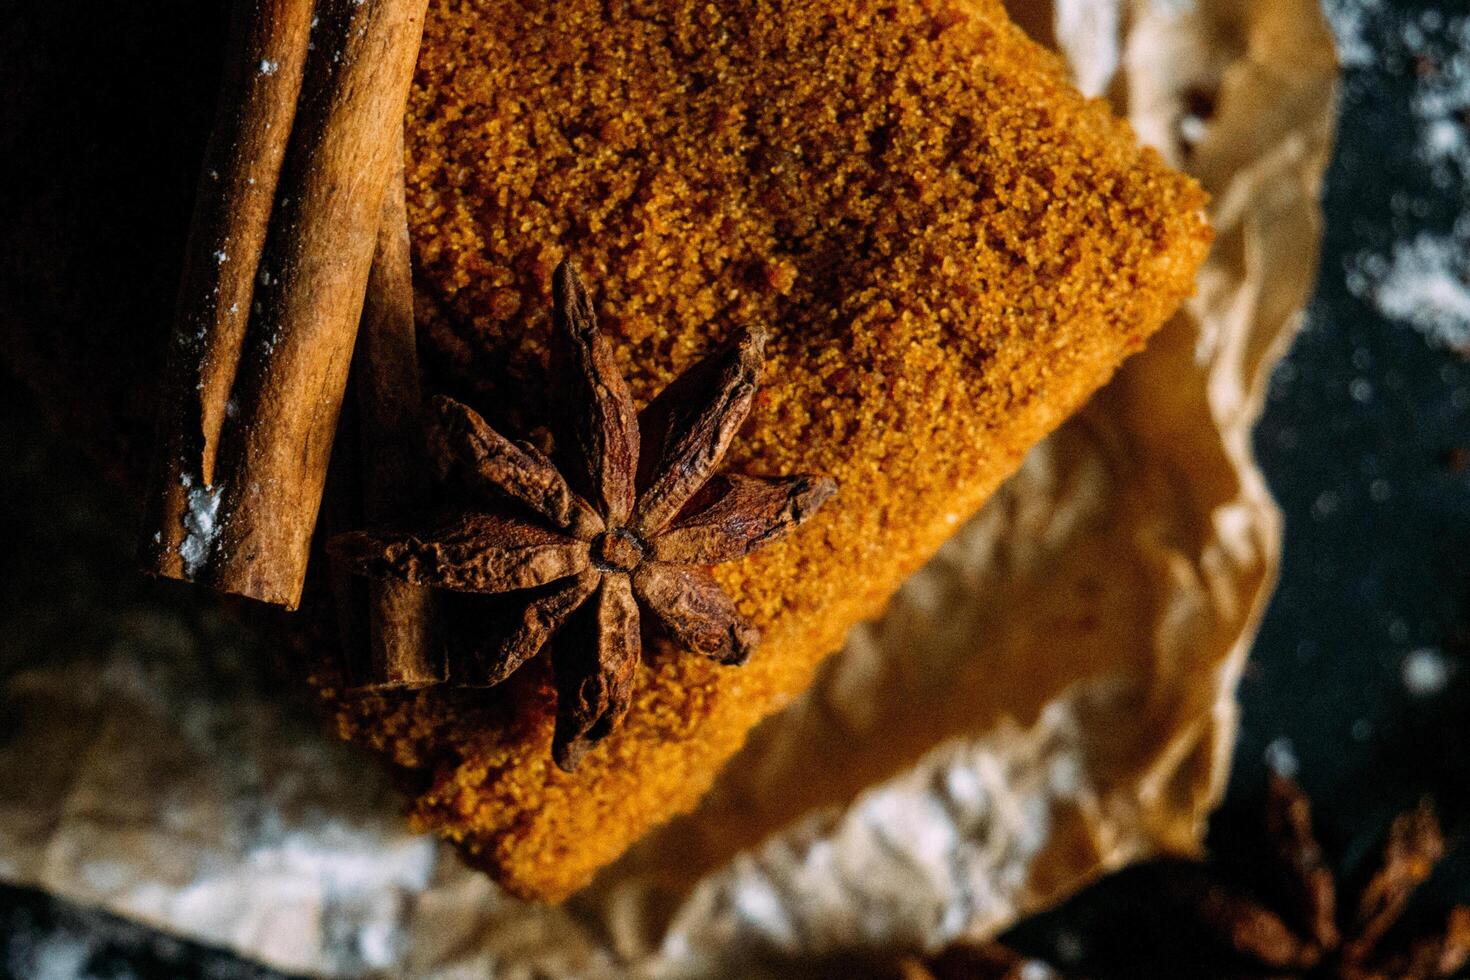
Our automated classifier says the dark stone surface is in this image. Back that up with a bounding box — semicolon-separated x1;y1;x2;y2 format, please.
1234;0;1470;886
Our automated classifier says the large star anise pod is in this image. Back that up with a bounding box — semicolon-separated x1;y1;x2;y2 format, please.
330;260;835;771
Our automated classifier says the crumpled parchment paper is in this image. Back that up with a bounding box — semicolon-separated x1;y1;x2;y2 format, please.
0;0;1338;975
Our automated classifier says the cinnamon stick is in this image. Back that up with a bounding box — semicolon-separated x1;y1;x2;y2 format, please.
346;148;443;689
143;0;431;609
142;0;314;588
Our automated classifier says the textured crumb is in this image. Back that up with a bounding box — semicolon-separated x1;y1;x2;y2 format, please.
326;0;1211;901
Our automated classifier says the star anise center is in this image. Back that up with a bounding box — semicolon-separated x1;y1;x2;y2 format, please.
591;527;645;572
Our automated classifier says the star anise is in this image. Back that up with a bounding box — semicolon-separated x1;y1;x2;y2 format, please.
330;259;836;771
897;777;1469;980
1158;775;1470;979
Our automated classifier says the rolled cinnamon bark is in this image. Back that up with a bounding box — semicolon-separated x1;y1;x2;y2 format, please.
142;0;314;591
143;0;431;609
346;148;443;689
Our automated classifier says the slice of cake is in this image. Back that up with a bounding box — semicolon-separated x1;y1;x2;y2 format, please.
325;0;1211;901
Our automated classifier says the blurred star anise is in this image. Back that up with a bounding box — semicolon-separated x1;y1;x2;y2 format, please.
893;776;1468;980
331;259;835;771
1167;774;1470;979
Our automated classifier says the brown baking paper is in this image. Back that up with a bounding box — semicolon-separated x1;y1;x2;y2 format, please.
0;1;1337;975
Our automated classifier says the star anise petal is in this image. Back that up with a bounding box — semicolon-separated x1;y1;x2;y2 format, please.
470;569;601;687
1264;773;1340;951
651;473;837;565
429;394;603;539
1347;798;1445;965
632;324;767;536
633;562;760;665
552;259;639;525
552;571;640;771
1428;907;1470;977
1362;905;1470;980
1166;865;1322;970
329;513;589;593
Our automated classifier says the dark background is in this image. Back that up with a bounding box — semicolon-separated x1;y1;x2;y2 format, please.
3;0;1468;976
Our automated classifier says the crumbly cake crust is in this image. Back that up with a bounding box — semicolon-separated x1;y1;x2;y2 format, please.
324;0;1211;900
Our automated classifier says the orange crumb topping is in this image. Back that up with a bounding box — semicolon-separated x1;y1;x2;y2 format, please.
326;0;1211;900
